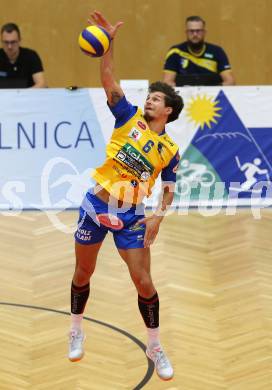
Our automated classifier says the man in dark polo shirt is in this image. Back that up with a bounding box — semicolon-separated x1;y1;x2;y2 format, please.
0;23;46;88
163;16;235;86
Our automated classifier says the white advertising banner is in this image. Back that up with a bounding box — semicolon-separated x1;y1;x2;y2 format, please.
0;87;271;211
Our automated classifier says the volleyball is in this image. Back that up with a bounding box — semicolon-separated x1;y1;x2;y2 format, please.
78;26;111;57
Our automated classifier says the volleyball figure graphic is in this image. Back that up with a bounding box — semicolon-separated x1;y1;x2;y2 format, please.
78;25;111;57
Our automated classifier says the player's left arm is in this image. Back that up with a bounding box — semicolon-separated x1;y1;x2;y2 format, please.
154;151;179;219
137;152;179;247
138;184;175;248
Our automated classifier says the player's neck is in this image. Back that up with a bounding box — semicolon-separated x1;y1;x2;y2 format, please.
148;119;166;135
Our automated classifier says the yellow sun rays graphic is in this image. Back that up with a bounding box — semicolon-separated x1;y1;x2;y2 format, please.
186;95;222;129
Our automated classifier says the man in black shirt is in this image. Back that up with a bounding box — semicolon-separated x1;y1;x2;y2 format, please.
163;16;235;87
0;23;46;88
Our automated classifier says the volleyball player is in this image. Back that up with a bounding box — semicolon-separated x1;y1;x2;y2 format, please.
68;10;184;381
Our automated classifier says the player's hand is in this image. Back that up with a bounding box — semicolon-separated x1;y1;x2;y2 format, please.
88;10;123;39
136;215;162;248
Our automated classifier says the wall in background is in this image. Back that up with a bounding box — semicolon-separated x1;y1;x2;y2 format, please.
1;0;271;87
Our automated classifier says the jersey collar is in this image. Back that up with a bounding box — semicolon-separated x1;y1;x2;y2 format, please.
187;43;206;57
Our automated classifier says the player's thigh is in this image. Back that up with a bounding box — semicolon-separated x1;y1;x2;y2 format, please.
75;241;103;272
118;247;151;276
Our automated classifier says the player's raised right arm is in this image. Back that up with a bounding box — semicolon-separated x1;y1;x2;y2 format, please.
89;11;124;106
100;43;124;106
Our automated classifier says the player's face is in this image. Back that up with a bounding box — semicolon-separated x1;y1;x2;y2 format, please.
144;92;172;121
186;21;206;45
1;31;20;60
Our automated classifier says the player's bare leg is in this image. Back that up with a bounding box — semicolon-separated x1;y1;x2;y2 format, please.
118;247;174;380
68;241;102;362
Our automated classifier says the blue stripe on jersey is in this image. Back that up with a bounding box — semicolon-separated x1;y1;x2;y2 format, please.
161;151;180;182
108;95;137;128
82;29;104;57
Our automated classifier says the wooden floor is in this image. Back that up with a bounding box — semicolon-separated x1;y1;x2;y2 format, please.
0;208;271;390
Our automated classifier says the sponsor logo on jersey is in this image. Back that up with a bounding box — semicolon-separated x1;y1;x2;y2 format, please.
204;53;214;59
129;223;145;232
76;228;92;241
115;143;154;180
130;179;138;187
140;171;150;181
181;58;189;68
157;142;163;154
137;120;147;130
116;150;126;162
96;213;124;230
112;165;128;178
162;135;175;147
128;127;142;140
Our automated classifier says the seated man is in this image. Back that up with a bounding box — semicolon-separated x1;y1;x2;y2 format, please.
0;23;46;88
163;16;235;86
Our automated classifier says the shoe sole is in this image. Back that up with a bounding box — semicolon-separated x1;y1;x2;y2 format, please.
158;373;174;381
68;352;84;362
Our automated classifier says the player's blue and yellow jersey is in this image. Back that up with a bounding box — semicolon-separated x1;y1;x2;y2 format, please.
164;41;231;76
92;96;180;205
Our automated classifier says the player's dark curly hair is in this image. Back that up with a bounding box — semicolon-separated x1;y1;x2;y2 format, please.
149;81;184;123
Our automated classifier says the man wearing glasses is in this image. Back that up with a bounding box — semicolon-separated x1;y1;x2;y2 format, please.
163;16;235;87
0;23;46;88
